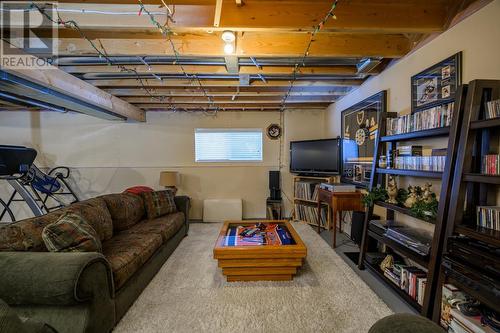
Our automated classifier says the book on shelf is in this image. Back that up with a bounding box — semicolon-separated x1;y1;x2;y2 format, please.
481;155;500;175
294;204;327;227
485;99;500;120
386;102;454;135
397;145;423;157
476;206;500;231
383;264;427;305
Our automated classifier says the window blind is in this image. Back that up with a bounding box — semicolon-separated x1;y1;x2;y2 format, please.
195;128;263;162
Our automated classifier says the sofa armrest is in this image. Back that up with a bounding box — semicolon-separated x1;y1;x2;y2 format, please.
174;195;190;234
0;252;114;306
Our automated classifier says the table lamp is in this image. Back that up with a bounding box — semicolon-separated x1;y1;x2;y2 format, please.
159;171;179;194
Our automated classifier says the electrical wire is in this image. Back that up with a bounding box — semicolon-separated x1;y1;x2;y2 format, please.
29;2;179;113
279;0;340;112
138;0;219;116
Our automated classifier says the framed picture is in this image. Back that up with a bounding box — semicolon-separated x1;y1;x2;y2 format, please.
411;52;462;113
341;91;386;188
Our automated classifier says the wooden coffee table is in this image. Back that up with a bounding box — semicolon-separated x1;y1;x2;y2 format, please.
213;220;307;282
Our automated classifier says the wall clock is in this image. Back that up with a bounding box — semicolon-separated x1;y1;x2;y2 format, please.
266;124;282;140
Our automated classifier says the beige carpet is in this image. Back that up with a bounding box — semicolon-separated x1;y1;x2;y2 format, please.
114;222;392;333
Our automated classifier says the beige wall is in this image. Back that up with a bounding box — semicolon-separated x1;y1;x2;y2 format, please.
325;0;500;233
0;109;327;221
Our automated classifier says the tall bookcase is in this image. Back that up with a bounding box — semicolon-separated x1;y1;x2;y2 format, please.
292;175;337;229
432;80;500;322
357;85;468;318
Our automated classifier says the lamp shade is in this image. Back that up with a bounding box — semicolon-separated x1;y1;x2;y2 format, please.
159;171;178;187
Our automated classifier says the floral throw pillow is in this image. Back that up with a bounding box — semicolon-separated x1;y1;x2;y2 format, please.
141;190;177;220
42;212;102;252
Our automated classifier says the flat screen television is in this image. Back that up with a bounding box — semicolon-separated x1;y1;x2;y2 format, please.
289;138;340;176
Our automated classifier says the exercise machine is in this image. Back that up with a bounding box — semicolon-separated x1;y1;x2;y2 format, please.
0;145;79;223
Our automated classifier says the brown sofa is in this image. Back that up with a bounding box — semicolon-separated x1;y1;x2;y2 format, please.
0;192;190;333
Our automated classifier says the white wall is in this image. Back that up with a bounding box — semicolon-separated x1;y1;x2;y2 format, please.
325;0;500;233
0;109;327;221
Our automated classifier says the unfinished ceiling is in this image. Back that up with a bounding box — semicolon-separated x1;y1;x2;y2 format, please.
0;0;483;117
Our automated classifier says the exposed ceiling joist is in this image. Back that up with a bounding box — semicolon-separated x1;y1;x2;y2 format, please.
55;32;411;58
12;1;449;33
104;89;347;96
137;102;331;108
122;96;336;103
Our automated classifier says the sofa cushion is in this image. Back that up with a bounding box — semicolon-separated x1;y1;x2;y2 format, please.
102;232;162;289
141;190;177;220
100;193;145;232
42;212;102;253
0;210;65;252
66;198;113;241
122;212;185;242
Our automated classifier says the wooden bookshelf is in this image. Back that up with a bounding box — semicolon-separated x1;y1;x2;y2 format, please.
292;175;338;229
358;84;468;320
432;79;500;323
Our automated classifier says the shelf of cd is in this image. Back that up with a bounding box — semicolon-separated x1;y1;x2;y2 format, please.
462;173;500;184
375;168;443;178
380;127;450;142
469;117;500;129
455;224;500;247
364;260;422;313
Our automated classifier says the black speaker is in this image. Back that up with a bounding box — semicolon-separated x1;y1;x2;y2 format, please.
351;211;380;247
269;171;281;200
351;211;365;245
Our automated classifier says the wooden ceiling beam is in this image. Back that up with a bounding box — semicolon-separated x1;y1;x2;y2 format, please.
17;0;449;33
55;32;410;58
59;64;360;75
84;78;363;87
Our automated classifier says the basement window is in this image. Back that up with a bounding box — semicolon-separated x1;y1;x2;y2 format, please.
195;128;263;162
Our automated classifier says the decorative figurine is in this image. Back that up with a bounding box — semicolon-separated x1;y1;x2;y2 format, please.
386;176;398;204
422;183;434;203
404;186;418;208
380;254;394;272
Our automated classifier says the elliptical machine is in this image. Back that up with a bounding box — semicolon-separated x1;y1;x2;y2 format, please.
0;145;79;223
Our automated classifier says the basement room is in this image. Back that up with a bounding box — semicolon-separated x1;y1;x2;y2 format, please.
1;0;499;332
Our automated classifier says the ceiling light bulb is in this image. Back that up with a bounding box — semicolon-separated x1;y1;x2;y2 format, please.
221;31;236;43
224;43;234;54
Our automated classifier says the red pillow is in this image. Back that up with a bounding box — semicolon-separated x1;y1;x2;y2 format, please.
124;186;154;195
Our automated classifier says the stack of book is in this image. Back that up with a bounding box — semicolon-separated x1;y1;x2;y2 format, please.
481;154;500;175
295;181;320;201
485;99;500;119
383;264;427;305
477;206;500;231
386;103;454;135
294;204;327;227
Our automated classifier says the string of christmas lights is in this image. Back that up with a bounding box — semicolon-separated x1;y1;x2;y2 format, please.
30;2;179;112
138;0;219;115
279;0;340;112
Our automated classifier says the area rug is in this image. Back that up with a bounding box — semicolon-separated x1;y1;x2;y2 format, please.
114;222;392;333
